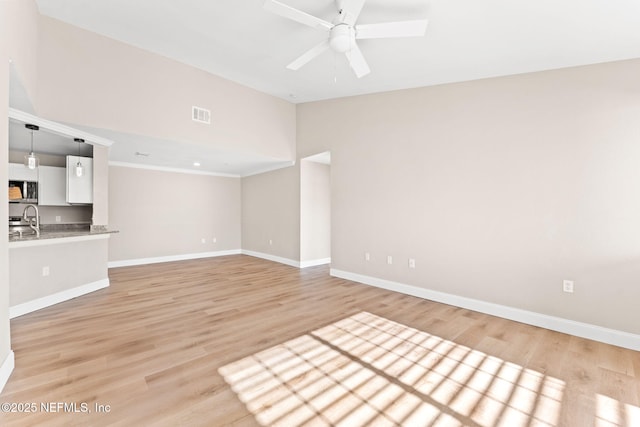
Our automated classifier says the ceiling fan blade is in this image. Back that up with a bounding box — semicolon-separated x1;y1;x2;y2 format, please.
337;0;367;26
264;0;332;30
287;39;330;70
356;19;428;39
345;43;370;78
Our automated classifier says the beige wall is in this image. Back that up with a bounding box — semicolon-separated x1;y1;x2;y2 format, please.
108;165;241;263
242;165;300;262
36;16;296;162
1;0;40;379
298;59;640;335
92;145;109;227
3;1;39;109
300;160;330;262
242;159;329;265
9;237;108;306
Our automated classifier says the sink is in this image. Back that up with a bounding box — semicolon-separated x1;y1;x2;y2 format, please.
9;225;37;239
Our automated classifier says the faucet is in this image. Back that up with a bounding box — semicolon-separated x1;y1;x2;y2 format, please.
22;204;40;237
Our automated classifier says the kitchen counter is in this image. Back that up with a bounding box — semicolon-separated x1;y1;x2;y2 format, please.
8;225;112;318
8;224;118;248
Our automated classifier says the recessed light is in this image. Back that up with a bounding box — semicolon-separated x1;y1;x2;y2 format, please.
193;162;201;167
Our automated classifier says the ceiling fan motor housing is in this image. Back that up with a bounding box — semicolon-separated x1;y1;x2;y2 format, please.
330;24;354;53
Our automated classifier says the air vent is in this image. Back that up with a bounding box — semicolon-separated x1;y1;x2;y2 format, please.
192;106;211;124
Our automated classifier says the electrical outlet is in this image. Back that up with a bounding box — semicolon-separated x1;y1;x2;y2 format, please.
213;237;217;243
269;239;273;246
365;252;370;261
408;258;416;269
563;280;574;293
55;216;61;223
201;238;206;244
42;266;50;277
387;256;393;265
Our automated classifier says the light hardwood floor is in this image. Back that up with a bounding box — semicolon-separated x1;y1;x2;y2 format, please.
1;255;638;426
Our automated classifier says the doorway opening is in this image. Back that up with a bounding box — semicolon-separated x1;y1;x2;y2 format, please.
300;151;331;268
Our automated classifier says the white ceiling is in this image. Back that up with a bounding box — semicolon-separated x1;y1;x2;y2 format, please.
24;0;640;175
77;125;295;177
35;0;640;103
7;116;294;177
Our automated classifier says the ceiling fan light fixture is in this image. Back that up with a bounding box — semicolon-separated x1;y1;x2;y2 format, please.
329;24;353;53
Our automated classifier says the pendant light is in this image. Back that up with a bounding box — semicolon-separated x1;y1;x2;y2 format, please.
74;138;84;177
23;124;40;170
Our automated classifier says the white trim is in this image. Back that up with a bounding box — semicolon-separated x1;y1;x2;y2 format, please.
303;152;331;165
109;159;296;178
241;160;296;177
330;269;640;351
0;351;15;394
8;233;111;249
241;250;300;268
109;161;240;178
108;249;242;268
9;279;110;319
110;250;325;270
9;108;114;147
300;257;331;268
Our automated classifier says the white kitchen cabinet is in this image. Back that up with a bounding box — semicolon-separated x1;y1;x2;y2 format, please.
38;166;69;206
66;156;93;204
8;162;39;181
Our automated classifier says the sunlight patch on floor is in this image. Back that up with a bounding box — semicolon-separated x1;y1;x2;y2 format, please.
596;394;640;427
219;312;565;426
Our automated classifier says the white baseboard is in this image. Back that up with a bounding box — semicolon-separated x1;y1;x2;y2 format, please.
0;351;15;394
9;279;110;319
300;258;331;268
331;268;640;351
108;249;242;268
110;250;328;270
241;250;300;268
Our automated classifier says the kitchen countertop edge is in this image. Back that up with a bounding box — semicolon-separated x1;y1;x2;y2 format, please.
8;229;118;248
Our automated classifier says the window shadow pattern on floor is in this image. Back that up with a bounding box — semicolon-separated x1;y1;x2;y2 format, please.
219;311;568;426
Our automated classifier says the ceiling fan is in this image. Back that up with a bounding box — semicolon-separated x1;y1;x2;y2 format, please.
264;0;428;78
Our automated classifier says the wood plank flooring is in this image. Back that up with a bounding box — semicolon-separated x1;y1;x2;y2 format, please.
0;255;639;426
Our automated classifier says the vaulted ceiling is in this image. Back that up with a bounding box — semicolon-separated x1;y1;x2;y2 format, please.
23;0;640;175
36;0;640;104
